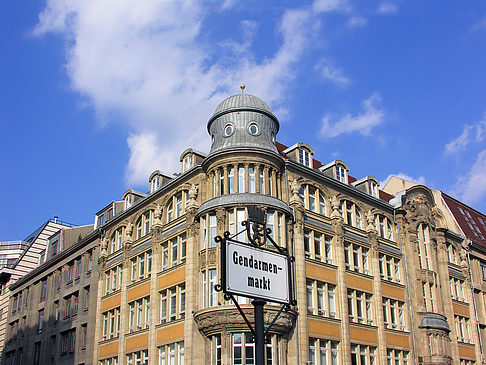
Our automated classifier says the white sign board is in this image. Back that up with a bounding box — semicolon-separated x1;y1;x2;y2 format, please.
224;239;290;304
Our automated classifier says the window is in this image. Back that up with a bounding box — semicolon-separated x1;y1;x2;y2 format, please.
455;315;471;343
49;335;56;357
130;250;152;282
136;211;154;239
301;185;327;215
151;175;160;192
167;191;188;223
481;262;486;281
348;289;373;325
126;350;148;365
99;357;119;365
248;166;256;193
158;342;184;365
459;360;475;365
84;286;90;309
81;324;87;348
350;344;376;365
224;123;234;136
422;282;436;312
63;291;79;318
340;200;362;229
307;280;337;318
344;242;369;274
232;333;280;365
382;298;406;330
417;224;432;270
34;342;41;365
450;277;466;302
335;165;347;183
160;283;185;323
110;227;124;254
368;180;378;198
162;233;186;270
54;301;59;321
202;269;217;308
309;338;339;365
266;210;286;247
183;155;193;172
51;240;58;257
304;230;333;264
201;214;218;248
447;243;459;265
38;309;44;333
128;297;150;332
102;307;120;340
299;148;311;167
40;279;47;301
374;215;394;240
386;349;409;365
248;122;259;135
238;166;245;193
124;194;133;210
379;254;401;283
105;265;123;294
75;258;81;278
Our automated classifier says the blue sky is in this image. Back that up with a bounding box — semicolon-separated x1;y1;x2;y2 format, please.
2;0;486;240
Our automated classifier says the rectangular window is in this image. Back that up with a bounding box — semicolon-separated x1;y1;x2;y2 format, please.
307;279;338;319
348;289;373;325
40;279;47;301
128;297;150;332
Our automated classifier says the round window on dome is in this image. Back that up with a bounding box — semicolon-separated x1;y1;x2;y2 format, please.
248;122;259;136
224;123;234;137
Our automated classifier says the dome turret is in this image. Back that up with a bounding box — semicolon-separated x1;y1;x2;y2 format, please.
207;91;280;156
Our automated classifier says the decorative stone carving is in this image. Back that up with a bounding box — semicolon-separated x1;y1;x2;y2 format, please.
330;195;342;220
289;179;302;207
366;210;376;233
154;204;163;222
194;306;296;337
125;222;133;239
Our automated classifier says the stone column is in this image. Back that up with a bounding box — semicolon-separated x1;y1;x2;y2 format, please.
244;164;249;194
183;184;200;365
330;195;351;365
366;212;386;364
149;227;162;365
263;166;269;196
92;239;107;364
288;179;309;364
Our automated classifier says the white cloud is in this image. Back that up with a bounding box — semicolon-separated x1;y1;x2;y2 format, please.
444;113;486;155
377;2;397;15
315;58;350;85
34;0;319;186
312;0;350;13
380;173;426;189
347;16;367;27
470;16;486;33
319;93;385;138
452;150;486;207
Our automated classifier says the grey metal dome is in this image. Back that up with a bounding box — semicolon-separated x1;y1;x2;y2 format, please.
207;93;280;156
213;94;274;117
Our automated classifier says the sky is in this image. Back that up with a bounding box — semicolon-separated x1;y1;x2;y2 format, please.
1;0;486;240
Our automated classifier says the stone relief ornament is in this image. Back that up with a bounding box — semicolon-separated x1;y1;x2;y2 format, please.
125;222;133;239
330;196;342;220
189;183;198;200
154;204;163;221
366;210;376;233
404;193;433;225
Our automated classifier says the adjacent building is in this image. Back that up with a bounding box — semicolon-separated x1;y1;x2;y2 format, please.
3;91;486;365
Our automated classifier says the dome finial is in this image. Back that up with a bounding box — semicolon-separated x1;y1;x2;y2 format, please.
240;84;245;94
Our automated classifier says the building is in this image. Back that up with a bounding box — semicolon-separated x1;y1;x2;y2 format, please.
3;91;486;365
0;218;77;363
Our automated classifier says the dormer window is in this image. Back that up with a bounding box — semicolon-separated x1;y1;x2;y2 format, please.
151;176;160;193
124;195;133;210
336;165;347;183
368;180;378;198
299;149;311;167
182;155;193;173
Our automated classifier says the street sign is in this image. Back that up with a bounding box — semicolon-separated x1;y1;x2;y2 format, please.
223;239;290;304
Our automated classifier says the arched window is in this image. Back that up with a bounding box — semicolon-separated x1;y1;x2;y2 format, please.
340;200;362;229
136;210;154;239
167;191;189;223
301;185;327;216
374;214;394;240
110;227;124;254
417;223;432;270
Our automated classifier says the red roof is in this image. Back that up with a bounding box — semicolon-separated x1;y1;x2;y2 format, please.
442;193;486;247
275;141;392;203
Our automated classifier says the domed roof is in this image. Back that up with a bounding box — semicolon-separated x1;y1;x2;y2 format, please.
212;94;275;118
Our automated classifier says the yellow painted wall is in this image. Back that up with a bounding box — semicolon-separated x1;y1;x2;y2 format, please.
99;341;119;358
101;293;121;312
385;332;410;348
346;274;373;292
158;267;185;290
458;344;476;359
126;332;149;351
157;323;185;344
453;302;470;317
382;284;405;300
349;326;377;343
306;263;336;283
308;319;340;338
127;282;151;302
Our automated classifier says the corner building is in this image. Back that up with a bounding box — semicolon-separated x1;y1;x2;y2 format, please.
5;92;485;365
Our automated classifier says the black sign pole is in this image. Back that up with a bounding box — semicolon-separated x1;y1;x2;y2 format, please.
252;298;266;365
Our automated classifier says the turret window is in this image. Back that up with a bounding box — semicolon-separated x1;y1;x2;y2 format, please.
248;122;259;135
224;123;234;137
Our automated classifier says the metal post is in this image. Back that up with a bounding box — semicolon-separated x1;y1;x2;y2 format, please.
252;298;266;365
